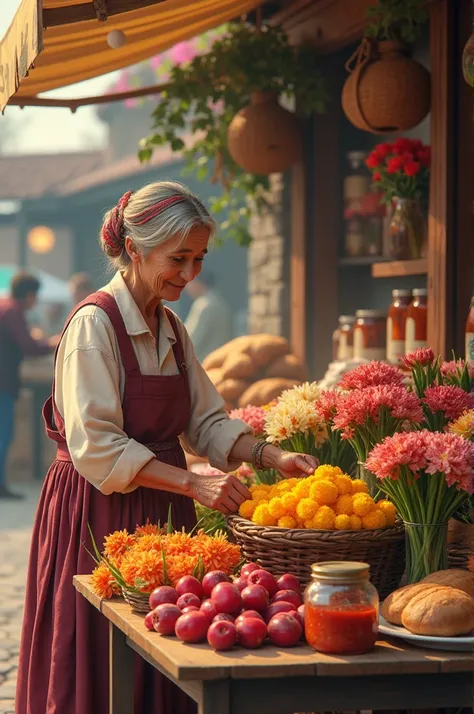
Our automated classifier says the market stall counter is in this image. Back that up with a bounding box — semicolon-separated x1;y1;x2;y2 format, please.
74;575;473;714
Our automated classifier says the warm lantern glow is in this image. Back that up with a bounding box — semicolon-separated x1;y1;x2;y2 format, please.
27;226;55;254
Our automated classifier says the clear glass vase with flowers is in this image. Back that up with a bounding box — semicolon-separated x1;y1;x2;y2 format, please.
366;430;473;582
365;137;430;260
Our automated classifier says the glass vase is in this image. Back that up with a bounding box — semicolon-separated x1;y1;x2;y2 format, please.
388;198;426;260
404;522;448;584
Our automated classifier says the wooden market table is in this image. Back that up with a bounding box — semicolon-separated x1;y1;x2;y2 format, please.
74;575;473;714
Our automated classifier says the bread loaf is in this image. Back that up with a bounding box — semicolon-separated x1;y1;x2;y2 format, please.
401;586;474;637
381;583;439;625
202;336;249;371
220;353;255;381
422;568;474;596
266;354;308;381
218;379;249;403
238;378;302;408
247;335;289;367
206;368;224;387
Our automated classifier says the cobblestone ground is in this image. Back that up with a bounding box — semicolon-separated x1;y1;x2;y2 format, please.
0;483;41;714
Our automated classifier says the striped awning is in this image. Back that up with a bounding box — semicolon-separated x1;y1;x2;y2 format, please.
0;0;263;111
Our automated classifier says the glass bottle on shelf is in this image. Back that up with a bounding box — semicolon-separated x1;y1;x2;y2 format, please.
388;198;426;260
387;290;412;364
333;316;355;361
353;310;387;361
405;289;428;354
343;151;369;257
466;296;474;367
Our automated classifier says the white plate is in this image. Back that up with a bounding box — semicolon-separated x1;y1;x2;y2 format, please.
379;615;474;652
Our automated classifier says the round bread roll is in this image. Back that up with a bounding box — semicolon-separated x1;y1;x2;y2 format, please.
238;378;301;408
220;353;256;381
206;368;224;387
401;586;474;637
266;354;308;381
202;336;250;371
381;583;440;625
217;378;249;404
422;568;474;597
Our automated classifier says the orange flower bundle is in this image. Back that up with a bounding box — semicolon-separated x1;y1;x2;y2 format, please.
88;519;241;599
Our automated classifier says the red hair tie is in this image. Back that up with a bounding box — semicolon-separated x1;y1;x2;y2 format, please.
102;190;133;257
133;195;186;225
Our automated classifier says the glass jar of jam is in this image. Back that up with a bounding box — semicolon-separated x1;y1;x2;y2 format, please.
336;316;355;361
353;310;387;361
344;151;370;257
305;561;379;655
387;290;412;364
405;288;428;355
466;296;474;367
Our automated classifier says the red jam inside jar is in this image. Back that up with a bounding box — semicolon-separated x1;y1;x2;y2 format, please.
304;561;379;656
305;603;378;655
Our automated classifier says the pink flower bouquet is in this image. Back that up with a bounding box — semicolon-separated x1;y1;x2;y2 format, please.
366;430;473;582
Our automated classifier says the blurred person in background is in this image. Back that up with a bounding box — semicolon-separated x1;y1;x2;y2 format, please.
0;273;57;499
68;272;94;306
185;272;231;363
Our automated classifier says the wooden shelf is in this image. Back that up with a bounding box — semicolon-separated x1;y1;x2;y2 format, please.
371;258;428;278
338;256;388;267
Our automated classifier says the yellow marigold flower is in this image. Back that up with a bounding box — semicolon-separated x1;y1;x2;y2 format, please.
296;519;306;529
313;506;336;529
304;519;315;529
333;474;353;496
362;509;387;530
103;529;135;560
239;500;257;519
253;504;276;527
377;500;397;526
314;465;343;480
309;479;338;505
294;480;311;499
275;480;294;493
352;493;376;517
335;494;354;516
252;489;269;503
91;563;118;599
352;479;369;495
278;515;297;529
281;492;299;513
296;498;318;521
334;514;351;531
269;497;287;519
349;514;362;530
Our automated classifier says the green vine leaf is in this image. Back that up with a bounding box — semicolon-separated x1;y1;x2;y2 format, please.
365;0;428;44
138;22;329;245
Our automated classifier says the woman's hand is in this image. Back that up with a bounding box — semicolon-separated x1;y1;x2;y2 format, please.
271;450;319;479
189;472;251;515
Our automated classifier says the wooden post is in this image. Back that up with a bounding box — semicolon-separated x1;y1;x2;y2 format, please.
109;622;134;714
290;158;307;363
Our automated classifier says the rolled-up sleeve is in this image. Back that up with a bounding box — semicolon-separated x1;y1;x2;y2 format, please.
55;313;155;494
176;321;252;472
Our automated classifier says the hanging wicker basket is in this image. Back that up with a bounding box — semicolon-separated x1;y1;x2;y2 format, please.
227;516;405;599
341;38;431;134
227;91;303;175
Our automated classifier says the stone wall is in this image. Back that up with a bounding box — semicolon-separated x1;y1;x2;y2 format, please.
247;174;290;337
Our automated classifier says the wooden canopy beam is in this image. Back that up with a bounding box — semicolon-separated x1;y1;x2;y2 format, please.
42;0;167;28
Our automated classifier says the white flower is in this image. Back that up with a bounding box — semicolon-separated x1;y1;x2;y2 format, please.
265;398;328;445
279;381;321;405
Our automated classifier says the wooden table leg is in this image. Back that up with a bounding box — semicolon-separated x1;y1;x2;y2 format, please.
199;680;230;714
109;621;134;714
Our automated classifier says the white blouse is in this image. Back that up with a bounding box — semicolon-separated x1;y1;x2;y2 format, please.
54;271;251;495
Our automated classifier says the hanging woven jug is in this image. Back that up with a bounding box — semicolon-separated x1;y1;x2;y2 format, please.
227;91;303;175
341;38;431;134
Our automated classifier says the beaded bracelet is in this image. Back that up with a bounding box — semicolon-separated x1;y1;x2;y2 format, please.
251;440;269;471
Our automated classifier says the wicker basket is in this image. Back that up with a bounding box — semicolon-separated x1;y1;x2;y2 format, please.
227;516;405;599
341;38;430;134
122;589;150;614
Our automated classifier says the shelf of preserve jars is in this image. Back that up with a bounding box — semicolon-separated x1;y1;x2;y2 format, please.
342;142;429;277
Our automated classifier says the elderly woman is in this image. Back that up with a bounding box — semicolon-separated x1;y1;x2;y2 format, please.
16;181;317;714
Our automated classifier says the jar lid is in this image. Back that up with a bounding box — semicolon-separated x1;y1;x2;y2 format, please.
338;315;356;325
392;289;412;298
311;561;370;582
347;150;367;164
412;288;428;297
355;310;386;319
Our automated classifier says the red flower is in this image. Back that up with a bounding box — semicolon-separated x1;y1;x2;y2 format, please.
339;361;405;390
372;171;382;182
393;137;414;155
417;146;431;167
423;386;474;422
387;156;404;174
404;161;421;177
376;142;393;158
366;152;382;169
314;390;340;422
402;348;435;369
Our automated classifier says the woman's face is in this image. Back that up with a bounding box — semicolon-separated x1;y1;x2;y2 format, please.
128;225;210;302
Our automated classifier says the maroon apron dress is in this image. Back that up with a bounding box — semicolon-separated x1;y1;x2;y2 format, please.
16;292;197;714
